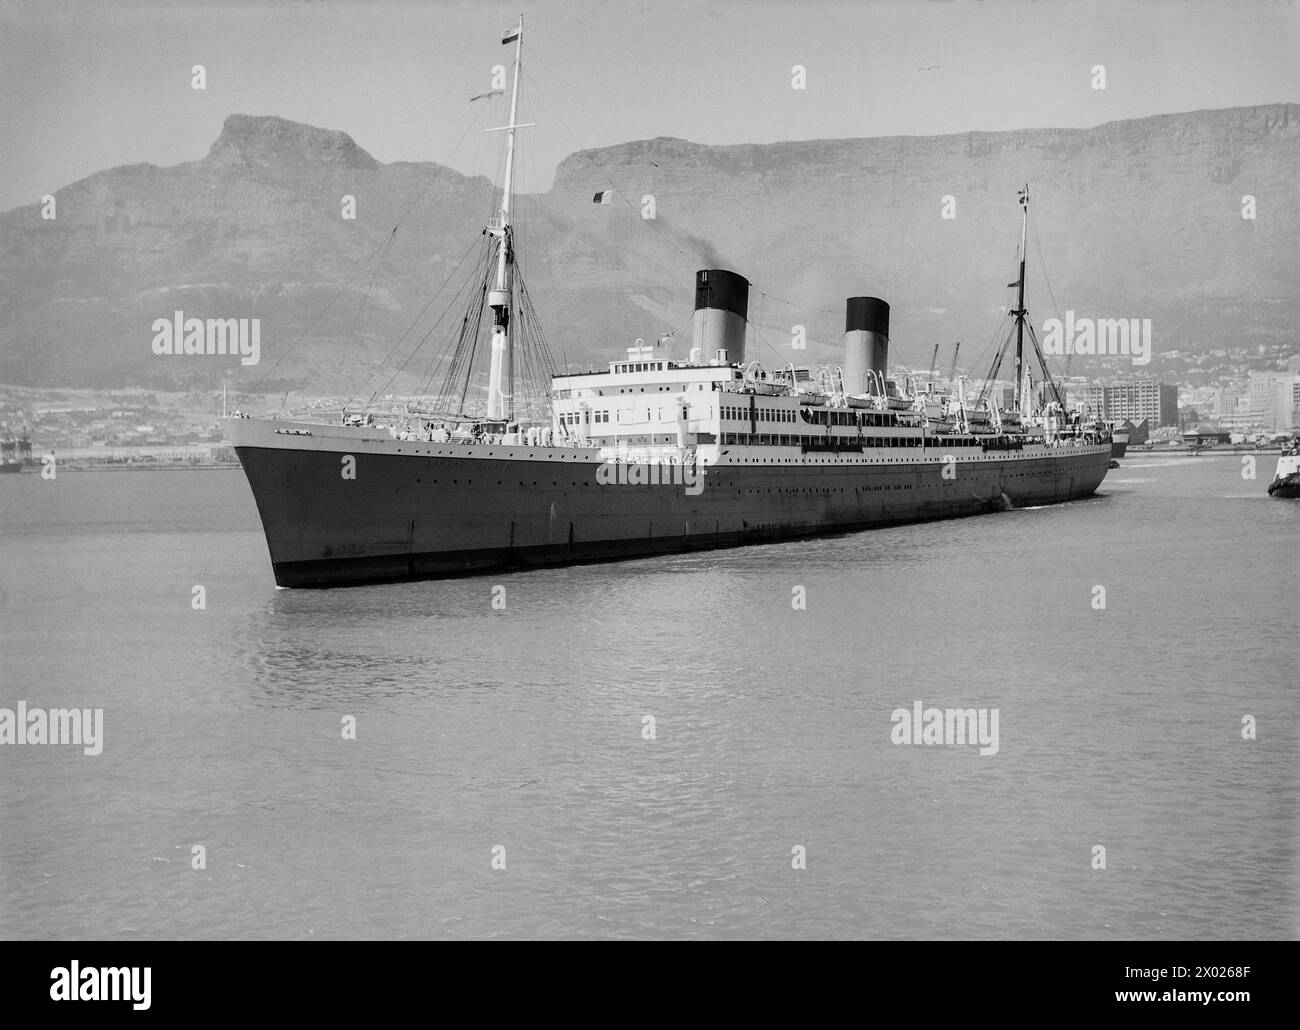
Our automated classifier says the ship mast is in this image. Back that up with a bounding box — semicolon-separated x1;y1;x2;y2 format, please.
486;16;526;422
1012;184;1029;413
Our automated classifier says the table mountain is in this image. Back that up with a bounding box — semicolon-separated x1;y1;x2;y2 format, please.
0;104;1294;392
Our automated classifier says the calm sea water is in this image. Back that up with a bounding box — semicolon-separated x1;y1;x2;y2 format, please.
1;455;1296;940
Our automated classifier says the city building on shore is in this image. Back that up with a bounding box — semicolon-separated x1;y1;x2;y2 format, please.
1081;382;1179;427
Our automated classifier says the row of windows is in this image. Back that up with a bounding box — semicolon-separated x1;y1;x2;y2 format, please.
804;409;900;428
561;408;693;426
721;405;796;423
562;407;1004;448
562;410;657;425
718;404;902;428
567;402;911;430
614;361;668;374
399;463;1061;491
721;433;928;447
722;434;800;446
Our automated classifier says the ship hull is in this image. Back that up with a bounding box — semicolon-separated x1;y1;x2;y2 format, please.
230;420;1111;587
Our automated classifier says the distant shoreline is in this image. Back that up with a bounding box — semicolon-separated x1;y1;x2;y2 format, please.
3;463;242;474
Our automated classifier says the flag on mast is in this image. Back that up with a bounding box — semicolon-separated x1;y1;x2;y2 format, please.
592;190;612;204
502;26;520;44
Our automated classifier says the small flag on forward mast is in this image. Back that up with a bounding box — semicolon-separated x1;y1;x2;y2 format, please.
502;27;520;44
592;190;613;204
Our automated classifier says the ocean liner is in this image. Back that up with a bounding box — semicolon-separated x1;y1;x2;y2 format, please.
226;17;1112;587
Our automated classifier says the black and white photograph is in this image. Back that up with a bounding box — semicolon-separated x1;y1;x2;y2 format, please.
0;0;1296;988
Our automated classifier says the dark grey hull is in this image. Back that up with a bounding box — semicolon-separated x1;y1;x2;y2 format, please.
235;441;1111;587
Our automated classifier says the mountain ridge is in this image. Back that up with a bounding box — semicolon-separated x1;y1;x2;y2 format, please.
1;103;1295;391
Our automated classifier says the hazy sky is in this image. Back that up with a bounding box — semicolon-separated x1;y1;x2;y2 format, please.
1;0;1296;211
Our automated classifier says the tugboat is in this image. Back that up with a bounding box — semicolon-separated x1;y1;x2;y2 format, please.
1109;424;1129;459
1267;438;1300;498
